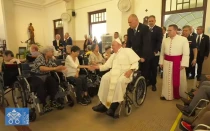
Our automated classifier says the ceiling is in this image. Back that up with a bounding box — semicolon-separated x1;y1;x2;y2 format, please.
164;11;203;30
13;0;59;5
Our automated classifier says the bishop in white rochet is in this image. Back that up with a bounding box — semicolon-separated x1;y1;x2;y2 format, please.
159;24;189;100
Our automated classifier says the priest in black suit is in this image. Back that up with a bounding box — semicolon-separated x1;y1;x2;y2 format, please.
127;14;153;81
195;26;209;81
147;15;163;91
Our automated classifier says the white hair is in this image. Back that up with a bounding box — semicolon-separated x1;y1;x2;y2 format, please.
40;45;55;54
66;45;72;49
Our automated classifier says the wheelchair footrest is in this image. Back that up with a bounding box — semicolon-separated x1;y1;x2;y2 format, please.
55;92;67;99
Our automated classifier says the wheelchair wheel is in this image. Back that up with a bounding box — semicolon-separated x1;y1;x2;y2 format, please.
29;108;36;122
0;96;9;107
12;81;27;107
132;76;147;107
67;95;74;107
125;104;132;116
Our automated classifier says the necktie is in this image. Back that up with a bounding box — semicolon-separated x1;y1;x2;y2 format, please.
197;35;200;45
197;35;200;50
149;27;153;32
134;29;137;35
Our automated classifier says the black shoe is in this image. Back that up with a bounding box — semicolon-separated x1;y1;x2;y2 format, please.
84;95;91;104
160;97;166;100
106;108;115;118
43;104;53;113
78;98;88;106
176;104;195;116
152;85;156;91
92;103;107;113
106;102;119;118
51;100;64;110
181;97;191;106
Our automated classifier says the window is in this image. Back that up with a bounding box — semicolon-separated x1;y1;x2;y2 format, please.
88;9;107;41
89;9;106;24
161;0;207;29
165;0;204;12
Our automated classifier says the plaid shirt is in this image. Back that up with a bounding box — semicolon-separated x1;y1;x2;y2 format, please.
31;54;57;74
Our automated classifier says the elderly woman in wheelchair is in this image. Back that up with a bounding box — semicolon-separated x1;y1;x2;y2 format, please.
65;45;93;106
91;39;145;118
30;46;66;112
88;43;105;65
0;50;21;106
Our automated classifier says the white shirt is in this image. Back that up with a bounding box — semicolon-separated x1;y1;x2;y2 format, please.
65;55;80;77
196;33;203;43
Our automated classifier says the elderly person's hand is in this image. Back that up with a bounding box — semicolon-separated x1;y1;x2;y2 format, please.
87;65;95;71
10;58;21;64
55;65;66;72
124;69;133;78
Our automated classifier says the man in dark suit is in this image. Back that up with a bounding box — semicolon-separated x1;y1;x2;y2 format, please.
53;34;64;51
162;26;168;39
190;26;197;40
182;25;197;79
195;26;209;81
127;14;153;81
147;15;163;91
64;32;73;45
53;34;65;59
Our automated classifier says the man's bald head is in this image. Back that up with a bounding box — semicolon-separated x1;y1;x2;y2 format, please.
128;14;139;29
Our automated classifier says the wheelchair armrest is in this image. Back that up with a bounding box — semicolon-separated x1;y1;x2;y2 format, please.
194;124;210;130
195;99;209;110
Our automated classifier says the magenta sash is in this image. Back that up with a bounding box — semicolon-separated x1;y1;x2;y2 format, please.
164;54;182;99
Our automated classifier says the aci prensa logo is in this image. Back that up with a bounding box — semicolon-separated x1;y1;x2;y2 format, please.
5;108;29;126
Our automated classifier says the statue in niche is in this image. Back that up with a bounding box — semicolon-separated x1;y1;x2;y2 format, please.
28;23;35;44
143;16;149;25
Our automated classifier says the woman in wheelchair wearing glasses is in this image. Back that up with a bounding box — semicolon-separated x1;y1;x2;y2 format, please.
30;46;66;113
65;45;93;106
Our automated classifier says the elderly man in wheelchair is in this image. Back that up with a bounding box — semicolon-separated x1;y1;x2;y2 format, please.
91;38;143;118
29;45;67;112
175;80;210;131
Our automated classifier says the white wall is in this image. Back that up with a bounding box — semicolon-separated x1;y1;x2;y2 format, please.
74;0;122;40
0;0;6;39
204;0;210;36
2;0;17;52
134;0;162;26
43;1;67;45
14;5;45;48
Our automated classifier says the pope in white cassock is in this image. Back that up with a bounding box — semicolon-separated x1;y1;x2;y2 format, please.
159;24;189;100
92;38;140;117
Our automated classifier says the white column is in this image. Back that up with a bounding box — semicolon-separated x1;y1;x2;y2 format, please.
65;0;76;41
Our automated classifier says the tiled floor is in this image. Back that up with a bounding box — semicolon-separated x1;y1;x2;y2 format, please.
0;74;197;131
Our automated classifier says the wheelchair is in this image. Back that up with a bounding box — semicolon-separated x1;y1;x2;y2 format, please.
194;124;210;131
114;70;147;118
0;63;23;108
4;62;73;122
